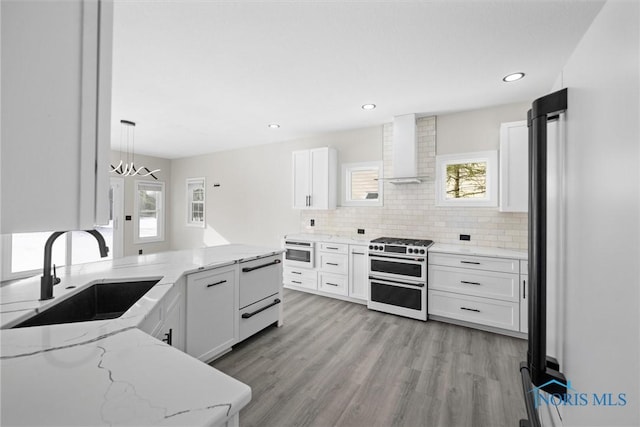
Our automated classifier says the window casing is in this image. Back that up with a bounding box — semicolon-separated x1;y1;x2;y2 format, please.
134;181;165;243
186;178;205;227
342;161;383;207
435;151;498;207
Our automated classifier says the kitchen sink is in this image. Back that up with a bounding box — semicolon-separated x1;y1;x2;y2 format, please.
12;279;160;328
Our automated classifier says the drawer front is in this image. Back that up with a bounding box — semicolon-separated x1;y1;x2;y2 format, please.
319;272;348;296
319;242;348;254
429;253;519;274
428;290;519;331
239;294;281;342
284;274;317;290
284;267;317;281
319;253;348;275
239;254;282;309
428;265;519;302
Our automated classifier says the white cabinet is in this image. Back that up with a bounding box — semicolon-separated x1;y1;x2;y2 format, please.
292;147;337;210
316;243;349;296
1;0;113;233
520;260;529;334
186;264;238;362
284;266;318;290
499;120;528;212
138;279;185;351
348;245;368;300
428;252;521;332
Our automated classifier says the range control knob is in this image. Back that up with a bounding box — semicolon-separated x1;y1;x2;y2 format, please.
419;249;426;254
408;248;414;253
369;245;374;250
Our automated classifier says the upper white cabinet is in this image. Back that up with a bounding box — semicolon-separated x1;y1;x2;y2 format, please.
292;147;337;210
1;0;113;233
499;120;528;212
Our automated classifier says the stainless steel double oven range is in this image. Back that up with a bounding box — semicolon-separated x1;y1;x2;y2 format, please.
367;237;433;321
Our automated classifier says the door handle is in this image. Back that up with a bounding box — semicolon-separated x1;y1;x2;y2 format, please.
523;279;527;299
162;328;173;346
242;259;281;273
206;280;227;288
242;298;281;319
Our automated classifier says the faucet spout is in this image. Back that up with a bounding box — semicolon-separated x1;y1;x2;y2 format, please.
40;230;110;301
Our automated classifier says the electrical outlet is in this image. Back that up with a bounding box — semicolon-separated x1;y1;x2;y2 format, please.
138;249;143;255
310;219;315;227
357;229;365;234
460;234;471;241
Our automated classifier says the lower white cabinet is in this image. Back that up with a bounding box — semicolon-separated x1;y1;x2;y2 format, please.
319;272;348;296
186;264;238;362
428;251;523;334
348;245;368;300
138;279;185;351
520;260;529;333
284;266;318;290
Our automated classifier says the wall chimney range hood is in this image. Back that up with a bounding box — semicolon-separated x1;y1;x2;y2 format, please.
386;113;422;184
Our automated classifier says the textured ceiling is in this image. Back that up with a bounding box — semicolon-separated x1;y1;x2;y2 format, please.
111;0;604;159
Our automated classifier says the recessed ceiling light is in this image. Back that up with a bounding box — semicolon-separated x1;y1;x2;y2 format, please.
267;123;280;129
361;104;376;110
503;72;525;82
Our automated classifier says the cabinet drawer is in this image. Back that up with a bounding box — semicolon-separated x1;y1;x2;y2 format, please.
284;267;317;281
428;265;519;302
239;254;282;309
429;253;519;274
239;294;281;342
318;242;348;254
284;275;317;290
319;272;348;296
319;253;348;275
428;290;519;331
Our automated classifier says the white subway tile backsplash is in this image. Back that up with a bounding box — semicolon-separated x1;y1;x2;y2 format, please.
300;116;528;250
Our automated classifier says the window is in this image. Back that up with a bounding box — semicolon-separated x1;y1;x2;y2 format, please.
342;161;383;206
135;181;165;243
435;151;498;207
186;178;205;227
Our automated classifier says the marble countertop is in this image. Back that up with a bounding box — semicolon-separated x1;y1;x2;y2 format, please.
0;243;282;426
429;243;527;260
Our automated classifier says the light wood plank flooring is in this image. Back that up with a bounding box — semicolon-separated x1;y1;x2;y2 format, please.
212;289;527;427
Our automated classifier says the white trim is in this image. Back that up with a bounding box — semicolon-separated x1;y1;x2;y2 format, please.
134;180;165;244
110;177;125;258
435;151;499;207
186;177;206;228
341;161;383;207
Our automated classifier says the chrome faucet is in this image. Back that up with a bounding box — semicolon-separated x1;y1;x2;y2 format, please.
40;230;109;301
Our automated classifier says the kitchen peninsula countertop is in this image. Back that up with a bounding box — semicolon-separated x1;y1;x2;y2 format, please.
0;244;282;426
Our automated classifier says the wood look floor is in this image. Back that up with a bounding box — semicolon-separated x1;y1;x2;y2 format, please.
212;289;527;427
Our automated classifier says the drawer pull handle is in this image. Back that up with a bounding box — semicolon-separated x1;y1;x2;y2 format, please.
326;282;339;287
326;262;339;266
352;252;365;255
242;298;281;319
460;307;480;313
460;261;481;265
326;246;340;250
291;280;302;284
291;271;302;275
242;259;281;273
461;280;481;286
207;280;227;288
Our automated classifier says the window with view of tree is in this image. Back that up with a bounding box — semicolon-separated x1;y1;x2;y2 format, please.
135;181;165;242
436;151;497;207
187;178;205;227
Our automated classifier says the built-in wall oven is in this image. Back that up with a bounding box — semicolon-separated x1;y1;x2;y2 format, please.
284;239;315;269
367;237;433;321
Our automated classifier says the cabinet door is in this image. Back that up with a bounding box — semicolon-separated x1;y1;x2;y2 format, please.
160;282;185;351
349;245;368;300
186;265;237;362
520;274;528;333
292;150;311;208
309;148;329;209
1;0;113;233
499;121;528;212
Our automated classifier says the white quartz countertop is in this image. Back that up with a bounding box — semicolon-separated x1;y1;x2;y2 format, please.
283;233;369;245
429;243;527;260
0;243;282;426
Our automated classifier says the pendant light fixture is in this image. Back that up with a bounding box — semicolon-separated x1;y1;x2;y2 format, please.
110;120;160;179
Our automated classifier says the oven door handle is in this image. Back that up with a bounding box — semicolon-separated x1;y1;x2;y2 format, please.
368;254;425;262
369;276;425;288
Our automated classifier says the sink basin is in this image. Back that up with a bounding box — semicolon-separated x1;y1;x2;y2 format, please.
12;279;160;328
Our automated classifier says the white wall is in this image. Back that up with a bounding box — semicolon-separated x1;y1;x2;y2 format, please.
170;127;383;249
110;150;172;257
553;1;639;425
